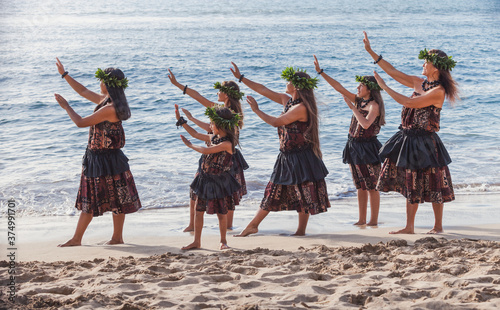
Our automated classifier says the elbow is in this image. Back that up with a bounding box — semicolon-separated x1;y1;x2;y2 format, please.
360;124;370;130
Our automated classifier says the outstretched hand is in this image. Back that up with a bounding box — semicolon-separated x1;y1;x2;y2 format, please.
54;93;69;110
174;104;181;120
230;62;242;79
246;95;259;112
181;108;193;120
180;135;192;147
373;71;387;90
363;31;371;52
56;57;65;75
313;55;322;73
167;69;178;85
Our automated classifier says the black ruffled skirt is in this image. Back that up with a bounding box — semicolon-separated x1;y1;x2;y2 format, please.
379;127;452;170
233;148;249;171
190;172;241;200
342;135;382;165
82;147;130;178
270;147;329;185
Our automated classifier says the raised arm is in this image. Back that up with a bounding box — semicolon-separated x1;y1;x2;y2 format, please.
373;71;445;109
168;69;216;108
314;55;356;102
181;108;211;132
343;96;380;129
180;136;233;155
54;93;118;127
56;58;105;104
175;105;210;142
363;32;421;89
230;62;290;105
246;96;307;127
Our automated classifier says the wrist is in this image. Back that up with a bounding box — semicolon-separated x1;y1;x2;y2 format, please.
61;71;69;79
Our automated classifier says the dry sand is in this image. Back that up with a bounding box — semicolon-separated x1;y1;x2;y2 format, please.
2;223;500;309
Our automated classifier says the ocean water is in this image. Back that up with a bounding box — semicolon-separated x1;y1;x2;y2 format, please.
1;0;500;218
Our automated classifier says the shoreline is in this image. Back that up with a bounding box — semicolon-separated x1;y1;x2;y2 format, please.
3;192;499;262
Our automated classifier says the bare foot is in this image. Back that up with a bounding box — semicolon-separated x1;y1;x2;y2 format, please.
389;228;414;234
353;221;366;226
181;242;200;250
291;231;306;236
105;239;124;245
366;222;378;226
427;228;443;234
183;226;194;232
234;226;258;237
57;239;81;247
220;243;230;250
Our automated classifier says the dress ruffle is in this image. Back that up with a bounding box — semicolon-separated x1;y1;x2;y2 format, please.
342;135;382;165
233;148;249;171
82;148;130;178
379;129;452;170
270;147;329;185
190;172;241;200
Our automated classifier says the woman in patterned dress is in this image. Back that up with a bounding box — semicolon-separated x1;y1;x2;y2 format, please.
168;70;247;232
230;63;330;236
313;55;385;226
54;58;141;247
363;32;458;234
175;105;241;250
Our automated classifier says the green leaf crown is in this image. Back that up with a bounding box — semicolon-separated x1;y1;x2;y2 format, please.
204;105;241;131
280;67;318;90
213;82;244;100
418;48;457;71
95;68;129;89
355;75;382;91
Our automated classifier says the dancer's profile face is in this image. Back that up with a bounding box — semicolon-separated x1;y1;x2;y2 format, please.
285;81;296;95
422;60;438;77
357;83;369;98
210;121;220;135
100;82;108;95
217;91;228;102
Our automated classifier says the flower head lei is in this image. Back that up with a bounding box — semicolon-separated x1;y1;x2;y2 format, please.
355;75;382;91
280;67;318;90
418;48;457;71
213;82;244;100
204;106;241;130
95;68;129;89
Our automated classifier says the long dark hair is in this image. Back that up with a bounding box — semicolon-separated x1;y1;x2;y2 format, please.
294;72;322;158
104;68;131;121
428;49;459;103
214;107;239;152
362;75;386;126
222;81;244;128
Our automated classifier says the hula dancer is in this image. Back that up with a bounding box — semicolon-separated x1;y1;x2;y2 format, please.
168;70;247;231
363;31;458;234
54;58;141;247
230;63;330;236
176;104;241;250
314;55;385;226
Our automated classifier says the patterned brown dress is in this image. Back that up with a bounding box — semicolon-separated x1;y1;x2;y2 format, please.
260;99;330;215
342;97;382;190
76;101;141;216
377;92;454;204
190;136;241;214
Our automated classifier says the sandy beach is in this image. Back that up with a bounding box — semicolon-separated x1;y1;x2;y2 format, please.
1;194;499;309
